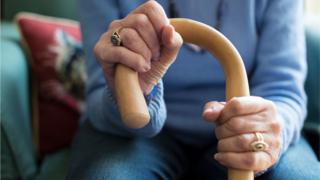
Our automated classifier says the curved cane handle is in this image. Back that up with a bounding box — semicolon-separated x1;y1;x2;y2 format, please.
114;18;253;180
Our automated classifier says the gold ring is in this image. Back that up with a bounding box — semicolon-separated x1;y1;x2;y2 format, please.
110;30;122;46
250;132;269;152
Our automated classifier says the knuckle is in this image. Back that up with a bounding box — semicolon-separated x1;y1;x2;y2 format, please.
270;120;281;134
133;14;149;30
229;98;243;115
226;117;245;132
145;0;162;11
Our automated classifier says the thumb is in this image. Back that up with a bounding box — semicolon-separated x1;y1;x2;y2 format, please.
159;24;183;65
202;101;225;123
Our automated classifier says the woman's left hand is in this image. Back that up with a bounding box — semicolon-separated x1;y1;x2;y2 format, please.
202;96;282;173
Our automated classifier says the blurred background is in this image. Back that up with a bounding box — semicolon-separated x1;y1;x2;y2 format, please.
1;0;78;20
305;0;320;16
1;0;320;20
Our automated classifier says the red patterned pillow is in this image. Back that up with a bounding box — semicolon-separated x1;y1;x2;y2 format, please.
16;12;86;157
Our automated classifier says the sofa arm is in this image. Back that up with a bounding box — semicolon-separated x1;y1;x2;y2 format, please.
1;36;37;179
304;15;320;159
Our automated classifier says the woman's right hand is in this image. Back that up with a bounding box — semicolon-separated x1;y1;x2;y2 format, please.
94;0;183;95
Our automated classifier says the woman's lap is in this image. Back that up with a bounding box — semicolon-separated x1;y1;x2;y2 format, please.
67;121;189;180
67;121;320;180
200;137;320;180
257;137;320;180
194;135;320;180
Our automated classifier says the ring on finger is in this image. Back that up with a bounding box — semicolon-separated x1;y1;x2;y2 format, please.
250;132;269;152
110;29;122;46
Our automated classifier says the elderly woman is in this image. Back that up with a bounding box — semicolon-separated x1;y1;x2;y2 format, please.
67;0;319;179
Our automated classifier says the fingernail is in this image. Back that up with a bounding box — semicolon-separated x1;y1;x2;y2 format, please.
216;104;224;110
214;153;221;160
204;106;215;114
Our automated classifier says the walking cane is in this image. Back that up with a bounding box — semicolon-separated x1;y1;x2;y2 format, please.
114;18;253;180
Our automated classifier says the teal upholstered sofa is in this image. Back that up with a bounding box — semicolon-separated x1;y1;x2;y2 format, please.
1;1;77;180
304;16;320;157
1;1;319;179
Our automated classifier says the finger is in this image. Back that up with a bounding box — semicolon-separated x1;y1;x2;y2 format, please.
215;114;272;139
131;0;169;34
202;101;225;122
121;13;160;60
159;24;183;65
108;19;122;31
214;151;272;172
139;24;182;86
139;25;182;87
217;133;281;153
120;28;152;64
219;96;276;125
95;30;151;73
110;47;150;73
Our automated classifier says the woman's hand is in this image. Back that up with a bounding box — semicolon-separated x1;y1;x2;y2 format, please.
94;0;183;95
202;96;282;173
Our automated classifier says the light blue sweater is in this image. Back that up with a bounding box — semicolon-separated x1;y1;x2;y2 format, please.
78;0;306;156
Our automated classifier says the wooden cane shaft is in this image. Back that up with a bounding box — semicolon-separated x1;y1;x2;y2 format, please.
114;64;150;129
114;18;253;180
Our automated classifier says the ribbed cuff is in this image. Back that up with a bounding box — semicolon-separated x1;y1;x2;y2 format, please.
145;84;159;104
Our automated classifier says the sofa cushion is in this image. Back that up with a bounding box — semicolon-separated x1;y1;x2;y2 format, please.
1;37;37;179
15;12;86;157
305;16;320;133
1;22;21;41
304;15;320;158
